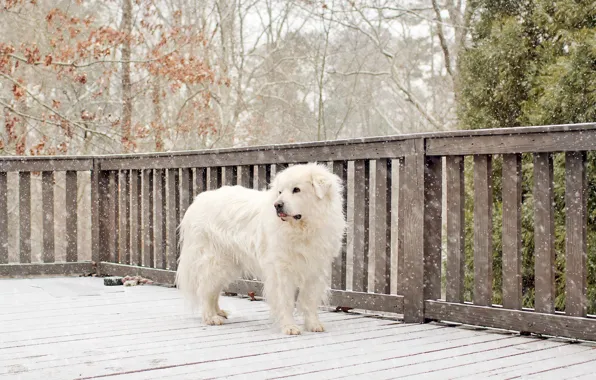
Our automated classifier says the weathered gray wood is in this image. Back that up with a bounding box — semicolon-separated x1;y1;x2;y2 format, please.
427;130;596;155
256;165;268;190
425;300;596;342
0;158;93;172
194;167;206;196
154;169;165;269
209;167;221;190
0;262;95;277
98;262;175;285
424;156;442;301
222;278;405;314
19;172;31;263
96;169;110;265
240;165;254;188
142;170;153;267
275;163;288;175
107;171;118;263
502;154;522;310
533;153;555;314
223;166;238;186
473;155;493;307
396;158;406;295
166;169;177;270
445;156;465;303
565;151;587;317
0;172;7;264
373;159;391;294
99;140;417;170
118;170;130;264
42;172;55;263
352;160;370;293
402;140;425;322
65;171;78;263
331;161;348;290
91;162;101;264
179;168;191;217
130;170;142;266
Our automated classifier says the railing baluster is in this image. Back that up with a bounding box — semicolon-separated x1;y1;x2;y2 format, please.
565;151;587;317
130;169;142;266
240;166;253;188
166;169;178;270
424;156;443;301
502;153;522;309
256;165;268;190
0;172;7;264
195;168;207;196
352;160;370;293
373;159;391;294
19;172;31;263
142;169;153;267
209;167;221;190
473;154;493;307
223;166;238;186
42;171;55;263
119;170;130;264
396;158;406;295
108;171;118;263
534;153;555;313
445;156;465;303
154;169;165;269
331;161;348;290
65;171;78;263
180;168;191;217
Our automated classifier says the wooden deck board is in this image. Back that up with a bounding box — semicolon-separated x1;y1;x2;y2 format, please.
1;278;595;380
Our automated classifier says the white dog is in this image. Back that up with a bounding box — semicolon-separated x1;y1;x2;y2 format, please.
175;163;346;335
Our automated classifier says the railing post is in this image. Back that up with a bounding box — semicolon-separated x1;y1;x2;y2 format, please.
403;138;442;323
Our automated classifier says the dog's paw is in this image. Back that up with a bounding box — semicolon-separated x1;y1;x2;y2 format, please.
203;315;226;326
305;322;325;332
217;309;228;318
282;324;302;335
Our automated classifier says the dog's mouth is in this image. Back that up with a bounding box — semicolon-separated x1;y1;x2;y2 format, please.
277;212;302;221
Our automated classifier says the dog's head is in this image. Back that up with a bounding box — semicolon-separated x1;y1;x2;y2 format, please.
270;163;343;223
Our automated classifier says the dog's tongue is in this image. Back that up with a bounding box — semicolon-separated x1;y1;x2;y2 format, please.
278;212;288;218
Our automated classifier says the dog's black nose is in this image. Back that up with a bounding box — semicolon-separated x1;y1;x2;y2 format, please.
274;201;284;210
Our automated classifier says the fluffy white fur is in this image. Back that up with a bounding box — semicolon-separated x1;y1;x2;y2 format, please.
175;163;346;335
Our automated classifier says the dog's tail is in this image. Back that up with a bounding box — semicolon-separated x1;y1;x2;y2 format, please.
174;214;203;306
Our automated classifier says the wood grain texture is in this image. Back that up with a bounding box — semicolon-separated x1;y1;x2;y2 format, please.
90;162;102;263
0;158;93;172
166;169;178;271
208;167;221;190
424;156;442;301
223;166;238;186
19;172;31;263
402;140;425;322
331;161;348;290
533;153;555;314
473;155;493;307
65;171;78;263
194;167;207;196
0;172;7;264
427;130;596;155
445;156;465;303
42;172;55;263
142;170;153;268
99;140;416;170
240;165;253;189
0;262;95;277
154;169;165;270
179;168;191;219
396;158;406;295
107;171;118;263
502;153;522;310
256;165;268;190
565;151;587;317
373;159;392;294
130;170;142;266
118;170;130;265
352;160;370;293
425;300;596;342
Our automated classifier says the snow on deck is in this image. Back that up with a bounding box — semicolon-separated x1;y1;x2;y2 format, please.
1;277;596;380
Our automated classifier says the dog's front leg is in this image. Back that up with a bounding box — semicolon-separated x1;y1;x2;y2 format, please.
298;278;327;332
264;273;300;335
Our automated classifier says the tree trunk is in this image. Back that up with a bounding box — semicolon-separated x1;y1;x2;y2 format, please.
121;0;133;152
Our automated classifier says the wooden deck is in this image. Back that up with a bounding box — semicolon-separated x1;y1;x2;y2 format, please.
1;278;596;380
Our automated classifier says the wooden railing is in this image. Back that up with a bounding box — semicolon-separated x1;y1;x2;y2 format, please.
1;122;595;342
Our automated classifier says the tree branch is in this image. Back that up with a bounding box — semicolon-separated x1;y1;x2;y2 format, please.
431;0;454;78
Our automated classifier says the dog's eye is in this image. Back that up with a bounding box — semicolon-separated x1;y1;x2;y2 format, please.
292;187;300;194
278;191;282;194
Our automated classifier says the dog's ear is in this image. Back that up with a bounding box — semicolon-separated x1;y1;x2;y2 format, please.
312;174;331;199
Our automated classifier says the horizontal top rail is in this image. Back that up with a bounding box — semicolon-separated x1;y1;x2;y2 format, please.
0;123;594;170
